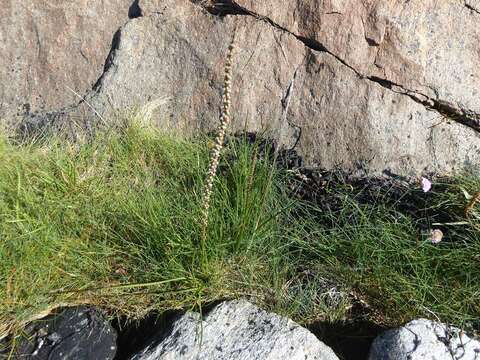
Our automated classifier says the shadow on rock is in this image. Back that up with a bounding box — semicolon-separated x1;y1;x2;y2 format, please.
309;319;387;360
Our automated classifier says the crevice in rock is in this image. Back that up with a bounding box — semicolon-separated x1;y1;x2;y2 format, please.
365;37;380;46
113;311;179;360
367;76;394;90
92;28;122;92
16;24;125;138
465;2;480;15
366;76;480;133
280;63;303;151
190;0;249;16
310;319;387;360
192;0;480;135
128;0;143;19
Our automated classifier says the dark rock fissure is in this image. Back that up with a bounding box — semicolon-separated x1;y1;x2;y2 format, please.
192;0;480;135
113;311;179;360
191;0;248;16
128;0;143;19
280;64;303;152
93;28;122;92
309;320;387;360
367;76;480;133
465;2;480;15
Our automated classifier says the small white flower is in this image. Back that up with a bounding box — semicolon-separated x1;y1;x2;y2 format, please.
421;177;432;192
430;229;444;244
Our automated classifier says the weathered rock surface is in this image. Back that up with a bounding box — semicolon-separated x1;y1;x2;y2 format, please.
130;299;339;360
0;0;133;122
234;0;480;122
88;0;480;175
5;0;480;176
8;307;117;360
369;319;480;360
87;0;305;137
466;0;480;13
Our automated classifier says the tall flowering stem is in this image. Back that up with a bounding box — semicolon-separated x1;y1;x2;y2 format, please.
199;31;236;252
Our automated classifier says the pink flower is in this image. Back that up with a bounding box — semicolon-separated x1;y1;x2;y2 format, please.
421;177;432;193
430;229;443;244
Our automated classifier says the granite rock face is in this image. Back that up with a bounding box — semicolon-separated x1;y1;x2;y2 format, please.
0;0;133;122
86;0;480;175
130;299;339;360
4;0;480;176
234;0;480;121
369;319;480;360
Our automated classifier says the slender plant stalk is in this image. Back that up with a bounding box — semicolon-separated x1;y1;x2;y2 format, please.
200;30;237;257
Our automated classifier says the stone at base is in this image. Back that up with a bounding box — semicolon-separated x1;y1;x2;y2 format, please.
130;299;339;360
368;319;480;360
11;307;117;360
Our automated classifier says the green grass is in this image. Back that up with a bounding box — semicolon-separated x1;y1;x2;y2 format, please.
0;119;479;338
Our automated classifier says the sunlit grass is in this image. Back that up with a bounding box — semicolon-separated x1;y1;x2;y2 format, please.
0;119;479;339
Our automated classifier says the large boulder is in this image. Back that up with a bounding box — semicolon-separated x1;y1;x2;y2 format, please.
0;0;133;122
368;319;480;360
130;299;339;359
5;0;480;176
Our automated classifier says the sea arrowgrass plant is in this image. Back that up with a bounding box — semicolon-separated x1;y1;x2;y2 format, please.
199;28;237;259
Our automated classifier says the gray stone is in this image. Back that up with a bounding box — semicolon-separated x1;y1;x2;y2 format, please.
368;319;480;360
8;307;117;360
130;299;339;360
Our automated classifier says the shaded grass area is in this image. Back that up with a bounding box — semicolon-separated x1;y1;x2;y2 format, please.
0;121;479;341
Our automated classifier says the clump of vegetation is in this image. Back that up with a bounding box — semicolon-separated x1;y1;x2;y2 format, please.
0;119;479;340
